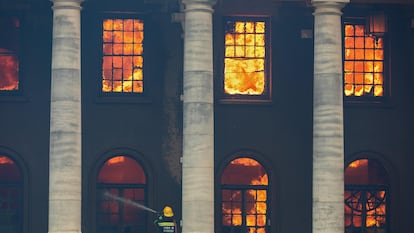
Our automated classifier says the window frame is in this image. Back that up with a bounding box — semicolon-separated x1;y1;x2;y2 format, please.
219;156;271;233
96;12;151;103
342;17;390;104
344;185;389;233
96;155;149;233
0;12;25;99
0;154;24;233
218;16;272;104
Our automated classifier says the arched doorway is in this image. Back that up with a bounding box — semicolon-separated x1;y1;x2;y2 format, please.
0;155;22;233
96;155;147;233
345;158;389;233
220;157;269;233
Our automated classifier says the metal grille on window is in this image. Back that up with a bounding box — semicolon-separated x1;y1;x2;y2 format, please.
345;158;389;233
102;19;144;93
345;188;387;233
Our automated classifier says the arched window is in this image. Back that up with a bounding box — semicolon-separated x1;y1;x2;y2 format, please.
221;157;269;233
97;155;147;233
0;155;22;233
345;158;389;233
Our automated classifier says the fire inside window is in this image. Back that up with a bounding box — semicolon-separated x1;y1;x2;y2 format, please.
224;19;267;96
102;18;144;93
0;155;23;233
221;157;268;233
97;156;147;232
0;17;20;91
345;159;388;233
344;23;384;97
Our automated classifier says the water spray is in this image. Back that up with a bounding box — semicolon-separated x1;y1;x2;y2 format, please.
103;191;158;214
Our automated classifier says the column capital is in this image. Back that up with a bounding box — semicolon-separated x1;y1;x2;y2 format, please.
312;0;349;3
182;0;216;9
312;0;348;16
51;0;83;10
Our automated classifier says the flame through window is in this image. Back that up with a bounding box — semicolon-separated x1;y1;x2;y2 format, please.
0;16;20;91
221;157;269;233
344;23;384;97
345;159;388;233
224;19;267;96
102;18;144;93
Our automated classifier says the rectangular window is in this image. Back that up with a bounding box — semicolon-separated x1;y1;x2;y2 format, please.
221;17;271;102
0;16;20;92
102;18;144;93
343;21;385;99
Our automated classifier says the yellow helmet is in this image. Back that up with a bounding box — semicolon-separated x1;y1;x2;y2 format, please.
163;206;174;217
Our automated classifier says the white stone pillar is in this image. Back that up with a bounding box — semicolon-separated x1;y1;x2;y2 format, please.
49;0;83;233
181;1;215;233
311;1;348;233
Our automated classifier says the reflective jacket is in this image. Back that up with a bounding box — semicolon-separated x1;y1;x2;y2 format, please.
154;215;177;233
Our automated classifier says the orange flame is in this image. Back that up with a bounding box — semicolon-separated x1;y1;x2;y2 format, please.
344;24;383;97
0;156;14;164
224;21;266;95
222;158;268;232
107;156;125;165
102;19;144;93
0;49;19;91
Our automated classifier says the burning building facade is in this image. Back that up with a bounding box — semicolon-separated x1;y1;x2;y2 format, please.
0;0;414;233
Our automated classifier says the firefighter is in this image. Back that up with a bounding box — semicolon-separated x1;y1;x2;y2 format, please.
154;205;178;233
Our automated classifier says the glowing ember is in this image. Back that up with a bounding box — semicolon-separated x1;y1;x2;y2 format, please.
224;20;266;95
102;19;144;93
344;24;384;97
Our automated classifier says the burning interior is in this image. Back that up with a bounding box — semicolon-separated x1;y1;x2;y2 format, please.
102;18;144;93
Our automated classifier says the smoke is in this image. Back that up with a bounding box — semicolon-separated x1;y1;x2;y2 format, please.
103;191;158;214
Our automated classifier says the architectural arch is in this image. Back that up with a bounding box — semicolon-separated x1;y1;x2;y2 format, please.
90;147;154;233
344;151;395;233
217;150;272;233
0;147;28;233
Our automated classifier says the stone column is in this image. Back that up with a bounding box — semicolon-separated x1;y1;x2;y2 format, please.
49;0;83;233
311;1;348;233
181;1;215;233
